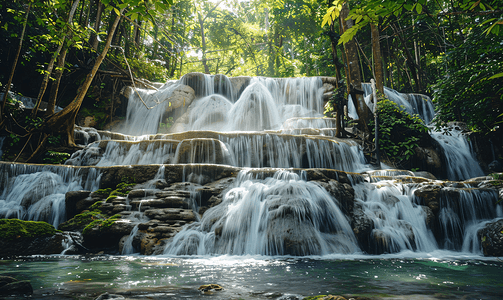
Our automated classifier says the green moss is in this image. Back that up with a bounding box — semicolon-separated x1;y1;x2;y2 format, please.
101;214;121;229
110;182;136;197
94;188;112;196
83;219;104;235
82;214;122;235
105;195;118;203
0;219;57;240
58;210;106;231
89;201;105;211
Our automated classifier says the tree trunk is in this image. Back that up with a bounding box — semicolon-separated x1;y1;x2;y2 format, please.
44;7;125;147
340;3;371;132
371;23;384;93
198;12;210;74
391;22;422;92
45;46;69;116
89;0;103;50
1;3;31;122
32;0;80;118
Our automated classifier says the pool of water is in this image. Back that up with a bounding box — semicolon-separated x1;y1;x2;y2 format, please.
1;252;503;299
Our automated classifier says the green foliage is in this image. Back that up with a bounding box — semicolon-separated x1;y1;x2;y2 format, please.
324;83;346;117
432;26;503;133
158;117;174;133
120;57;168;82
370;98;429;165
490;173;503;180
101;214;121;229
47;135;62;145
43;151;70;164
0;219;57;240
83;219;104;235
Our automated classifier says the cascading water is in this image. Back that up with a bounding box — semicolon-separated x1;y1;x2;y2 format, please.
2;73;499;259
352;83;482;181
0;164;100;226
2;73;502;299
164;170;359;256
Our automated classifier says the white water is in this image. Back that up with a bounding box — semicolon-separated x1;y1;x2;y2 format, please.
1;74;497;258
351;83;482;181
0;164;100;227
164;170;359;256
430;129;484;180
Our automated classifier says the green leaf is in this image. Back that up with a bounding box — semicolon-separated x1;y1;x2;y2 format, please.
416;3;422;14
489;72;503;79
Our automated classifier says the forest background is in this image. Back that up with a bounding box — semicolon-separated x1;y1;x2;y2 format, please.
0;0;501;164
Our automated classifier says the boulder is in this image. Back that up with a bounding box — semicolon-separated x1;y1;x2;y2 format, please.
315;180;355;215
65;190;92;219
479;219;503;257
83;218;136;251
164;84;195;113
0;233;65;257
0;219;64;257
0;275;33;296
414;185;442;213
351;204;374;254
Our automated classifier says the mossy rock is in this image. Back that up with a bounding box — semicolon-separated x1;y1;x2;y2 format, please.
0;219;57;240
58;210;106;232
82;214;121;235
94;188;113;196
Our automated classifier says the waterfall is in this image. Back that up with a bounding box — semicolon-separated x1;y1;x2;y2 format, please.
0;163;100;227
3;75;499;258
430;129;484;180
164;170;359;256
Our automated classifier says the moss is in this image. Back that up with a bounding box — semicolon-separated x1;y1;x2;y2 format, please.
94;188;112;196
101;214;121;229
105;195;118;203
89;201;105;210
58;210;106;231
83;219;104;235
0;219;57;240
110;182;136;197
82;214;122;235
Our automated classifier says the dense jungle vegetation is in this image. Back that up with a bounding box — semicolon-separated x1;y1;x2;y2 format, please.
0;0;502;162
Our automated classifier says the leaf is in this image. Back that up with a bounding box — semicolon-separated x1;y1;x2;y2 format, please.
489;73;503;79
416;3;422;14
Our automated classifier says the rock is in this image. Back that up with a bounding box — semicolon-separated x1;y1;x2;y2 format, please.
351;204;374;254
315;180;355;215
421;205;435;229
83;218;136;251
0;275;33;296
94;292;125;300
65;190;92;219
198;283;224;292
414;185;442;213
229;76;251;99
489;160;502;172
0;232;65;257
479;219;503;256
413;171;437;180
144;208;197;223
164;84;196;113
